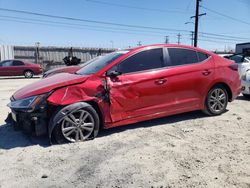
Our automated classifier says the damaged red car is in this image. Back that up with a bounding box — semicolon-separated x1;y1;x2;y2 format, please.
7;44;241;144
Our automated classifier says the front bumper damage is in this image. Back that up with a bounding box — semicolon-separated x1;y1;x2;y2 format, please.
5;103;49;137
6;111;48;136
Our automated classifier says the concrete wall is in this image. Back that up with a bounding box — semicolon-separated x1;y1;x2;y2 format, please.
13;46;114;63
0;45;14;61
0;45;115;70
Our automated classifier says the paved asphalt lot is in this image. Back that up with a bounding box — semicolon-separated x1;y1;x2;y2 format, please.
0;77;249;188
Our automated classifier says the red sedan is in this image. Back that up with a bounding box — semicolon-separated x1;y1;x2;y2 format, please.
7;44;241;144
0;60;42;78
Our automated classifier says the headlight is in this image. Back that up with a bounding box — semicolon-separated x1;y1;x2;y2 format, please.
7;94;47;111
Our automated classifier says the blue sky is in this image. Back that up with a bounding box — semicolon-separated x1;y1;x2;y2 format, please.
0;0;249;51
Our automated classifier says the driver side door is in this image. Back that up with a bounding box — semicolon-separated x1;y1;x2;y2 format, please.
106;48;170;122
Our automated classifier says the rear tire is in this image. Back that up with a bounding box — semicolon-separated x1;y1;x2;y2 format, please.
24;70;34;78
203;85;228;116
52;104;100;144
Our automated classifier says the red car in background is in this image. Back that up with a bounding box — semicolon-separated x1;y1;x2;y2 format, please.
7;44;241;144
0;60;43;78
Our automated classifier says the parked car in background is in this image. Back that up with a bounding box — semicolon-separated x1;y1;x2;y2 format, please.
225;54;250;76
7;44;241;144
43;56;103;78
0;60;43;78
43;66;81;78
225;54;250;98
241;69;250;98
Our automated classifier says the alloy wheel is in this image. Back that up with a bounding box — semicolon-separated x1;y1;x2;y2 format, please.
61;110;95;142
208;88;227;113
24;71;33;78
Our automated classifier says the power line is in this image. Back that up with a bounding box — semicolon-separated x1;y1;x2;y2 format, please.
0;8;249;42
85;0;191;14
199;32;250;40
0;8;189;33
0;18;166;38
0;14;177;36
201;5;250;26
199;34;247;42
199;38;238;44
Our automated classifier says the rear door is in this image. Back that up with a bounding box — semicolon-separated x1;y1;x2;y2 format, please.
164;47;214;110
12;60;25;75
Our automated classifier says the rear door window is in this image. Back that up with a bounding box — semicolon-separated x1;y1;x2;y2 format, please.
197;52;209;62
117;48;164;74
13;60;24;66
167;48;199;66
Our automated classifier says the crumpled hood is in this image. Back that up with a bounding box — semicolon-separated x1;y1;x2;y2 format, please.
13;73;89;100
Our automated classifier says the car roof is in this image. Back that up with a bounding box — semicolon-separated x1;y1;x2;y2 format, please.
125;44;214;56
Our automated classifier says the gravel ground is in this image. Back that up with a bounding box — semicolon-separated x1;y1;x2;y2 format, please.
0;77;249;188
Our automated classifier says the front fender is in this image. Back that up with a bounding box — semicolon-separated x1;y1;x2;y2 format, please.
47;84;97;106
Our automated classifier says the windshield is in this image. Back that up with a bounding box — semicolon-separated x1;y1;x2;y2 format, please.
76;51;128;75
79;56;103;66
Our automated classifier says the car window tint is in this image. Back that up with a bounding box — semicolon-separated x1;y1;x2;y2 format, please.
118;48;164;74
230;55;244;64
13;60;24;66
1;60;12;67
168;48;199;66
198;52;209;62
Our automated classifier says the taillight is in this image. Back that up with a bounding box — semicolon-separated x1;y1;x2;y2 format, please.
229;64;238;71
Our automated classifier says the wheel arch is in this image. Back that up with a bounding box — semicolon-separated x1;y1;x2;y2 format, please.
85;100;104;129
23;69;34;74
48;101;100;144
208;82;233;102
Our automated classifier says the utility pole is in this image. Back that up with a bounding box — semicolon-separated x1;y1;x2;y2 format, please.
165;36;169;44
35;42;40;64
192;0;206;47
194;0;200;47
110;40;114;48
191;31;194;46
137;41;142;46
177;33;181;44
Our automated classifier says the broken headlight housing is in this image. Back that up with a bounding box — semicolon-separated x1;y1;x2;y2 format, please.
7;94;47;111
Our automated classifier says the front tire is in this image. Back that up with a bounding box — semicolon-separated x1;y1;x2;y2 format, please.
203;85;228;116
24;70;34;78
52;104;100;144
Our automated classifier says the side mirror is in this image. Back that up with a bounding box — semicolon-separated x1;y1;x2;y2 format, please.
106;70;122;77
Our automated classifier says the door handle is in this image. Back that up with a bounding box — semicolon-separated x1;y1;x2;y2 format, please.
202;70;212;76
155;78;167;85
